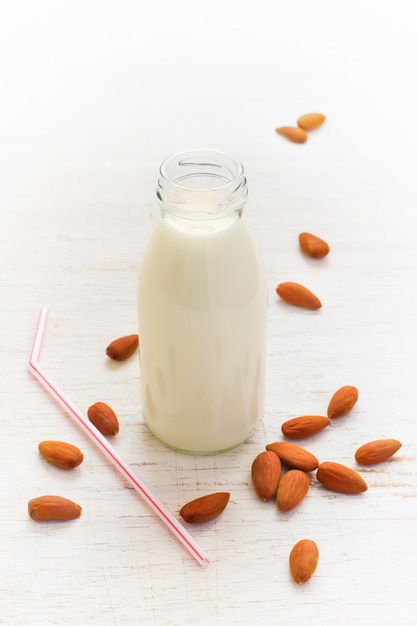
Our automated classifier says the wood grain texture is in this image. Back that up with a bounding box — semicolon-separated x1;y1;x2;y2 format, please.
1;1;417;624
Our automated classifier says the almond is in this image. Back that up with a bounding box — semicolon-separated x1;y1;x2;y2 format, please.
289;539;319;584
179;492;230;524
251;450;281;501
276;282;321;310
38;440;84;469
281;415;330;440
316;461;367;494
297;113;326;130
355;439;402;466
327;385;358;418
276;469;310;512
266;442;319;472
28;495;82;521
298;232;330;259
106;334;139;361
87;401;119;436
275;126;308;144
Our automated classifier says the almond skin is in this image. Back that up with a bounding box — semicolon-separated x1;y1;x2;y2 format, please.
276;469;310;512
106;334;139;361
266;441;319;472
281;415;330;440
87;401;119;436
297;113;326;130
275;126;308;144
179;492;230;524
289;539;319;584
316;461;367;494
38;440;84;469
298;232;330;259
355;439;402;466
251;450;281;501
276;282;321;310
327;385;358;418
28;495;82;521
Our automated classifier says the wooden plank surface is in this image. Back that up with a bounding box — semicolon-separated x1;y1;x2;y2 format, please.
1;1;417;624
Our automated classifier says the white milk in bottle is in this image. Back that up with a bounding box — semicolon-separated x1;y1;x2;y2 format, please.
138;149;267;453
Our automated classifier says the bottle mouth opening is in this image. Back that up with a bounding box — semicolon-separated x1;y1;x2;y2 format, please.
156;148;248;222
159;148;244;192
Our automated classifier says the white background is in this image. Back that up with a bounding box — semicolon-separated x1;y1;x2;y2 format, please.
1;1;417;624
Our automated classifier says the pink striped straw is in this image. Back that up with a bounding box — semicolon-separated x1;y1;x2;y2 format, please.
28;307;210;568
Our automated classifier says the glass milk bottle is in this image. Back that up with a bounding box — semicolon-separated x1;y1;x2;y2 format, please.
138;149;267;453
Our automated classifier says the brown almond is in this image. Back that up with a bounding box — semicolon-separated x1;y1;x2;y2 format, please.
106;334;139;361
297;113;326;130
289;539;319;584
38;440;84;469
281;415;330;440
316;461;367;494
275;126;308;144
179;492;230;524
251;450;281;501
327;385;358;418
87;401;119;436
28;495;82;521
266;441;319;472
276;282;321;310
276;469;310;512
355;439;402;466
298;232;330;259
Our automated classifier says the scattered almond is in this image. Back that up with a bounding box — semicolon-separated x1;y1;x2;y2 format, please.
327;385;358;418
28;495;82;521
281;415;330;440
179;492;230;524
289;539;319;584
276;469;310;512
251;450;281;501
275;126;308;144
316;461;367;494
106;334;139;361
87;401;119;436
266;441;319;472
298;232;330;259
38;440;84;469
297;113;326;130
355;439;402;466
276;282;321;310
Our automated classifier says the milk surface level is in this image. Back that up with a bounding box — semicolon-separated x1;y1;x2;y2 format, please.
138;212;267;453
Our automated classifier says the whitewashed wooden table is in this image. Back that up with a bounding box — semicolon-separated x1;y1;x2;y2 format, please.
1;1;417;624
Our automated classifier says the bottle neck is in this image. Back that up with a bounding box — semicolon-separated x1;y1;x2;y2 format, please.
156;149;248;230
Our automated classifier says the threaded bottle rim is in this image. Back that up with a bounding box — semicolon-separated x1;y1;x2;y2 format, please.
156;148;248;220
